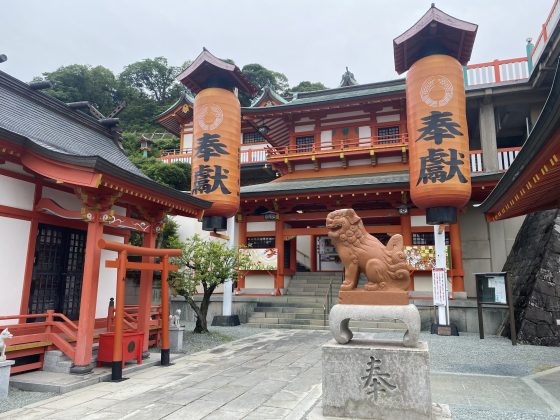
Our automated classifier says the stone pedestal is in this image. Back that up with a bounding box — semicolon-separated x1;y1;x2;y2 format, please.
0;359;14;399
169;326;185;352
322;340;432;419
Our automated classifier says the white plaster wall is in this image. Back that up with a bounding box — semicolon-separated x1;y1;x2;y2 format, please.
297;235;311;268
378;156;403;164
320;130;332;149
241;143;271;151
321;118;370;127
0;161;29;176
42;187;81;212
358;126;371;139
0;174;35;210
0;217;31;322
321;161;343;169
183;133;193;149
96;233;124;318
411;215;428;227
323;111;367;119
348;159;371;167
295;164;315;171
378;106;398;113
294;124;315;133
174;216;208;242
245;274;274;289
376;114;400;123
247;221;275;232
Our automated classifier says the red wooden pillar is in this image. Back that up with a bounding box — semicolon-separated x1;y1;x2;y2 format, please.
137;230;156;353
112;250;127;379
400;214;414;291
237;219;247;291
310;235;317;272
450;217;465;294
160;255;170;365
289;237;297;273
74;215;104;369
274;217;284;295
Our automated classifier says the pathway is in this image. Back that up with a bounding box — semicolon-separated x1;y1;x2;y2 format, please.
1;330;559;419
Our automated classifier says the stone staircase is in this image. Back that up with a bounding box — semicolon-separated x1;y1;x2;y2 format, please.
245;272;407;333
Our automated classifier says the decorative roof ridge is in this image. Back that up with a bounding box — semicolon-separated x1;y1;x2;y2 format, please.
0;70;115;139
249;85;288;107
154;92;194;121
394;4;477;45
176;48;256;95
290;78;405;100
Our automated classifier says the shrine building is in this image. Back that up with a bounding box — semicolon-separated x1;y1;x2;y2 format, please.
157;3;560;304
0;70;210;373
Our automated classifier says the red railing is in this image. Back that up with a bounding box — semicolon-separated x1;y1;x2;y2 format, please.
267;134;408;159
158;147;270;165
107;304;162;347
0;310;79;372
466;57;529;87
531;0;560;65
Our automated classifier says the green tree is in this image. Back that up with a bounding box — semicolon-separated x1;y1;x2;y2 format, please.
290;81;327;93
129;156;191;191
240;63;289;106
171;235;249;333
36;64;118;115
119;57;183;103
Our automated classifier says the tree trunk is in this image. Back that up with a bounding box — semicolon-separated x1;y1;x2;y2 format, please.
189;285;217;333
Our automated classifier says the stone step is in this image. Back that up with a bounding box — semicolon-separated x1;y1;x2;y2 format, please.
244;323;407;334
256;301;324;308
254;296;324;304
253;306;324;314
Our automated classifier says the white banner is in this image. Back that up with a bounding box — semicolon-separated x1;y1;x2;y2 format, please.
432;267;448;306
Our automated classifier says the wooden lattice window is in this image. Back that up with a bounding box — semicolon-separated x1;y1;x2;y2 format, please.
377;126;400;143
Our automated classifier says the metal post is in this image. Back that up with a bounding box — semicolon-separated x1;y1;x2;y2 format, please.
112;250;127;381
433;225;449;326
223;216;236;317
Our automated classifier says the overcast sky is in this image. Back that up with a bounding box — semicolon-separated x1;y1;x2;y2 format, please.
1;1;552;88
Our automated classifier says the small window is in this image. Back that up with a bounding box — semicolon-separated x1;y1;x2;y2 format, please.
377;126;400;143
242;131;265;144
412;232;450;246
296;136;315;152
247;237;276;248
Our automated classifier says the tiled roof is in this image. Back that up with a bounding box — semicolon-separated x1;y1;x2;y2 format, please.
0;70;210;210
0;71;146;178
240;172;409;196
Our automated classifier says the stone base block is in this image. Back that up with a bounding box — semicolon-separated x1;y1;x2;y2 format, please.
43;350;73;374
322;340;432;419
339;290;409;305
0;360;15;399
169;327;185;352
211;315;240;327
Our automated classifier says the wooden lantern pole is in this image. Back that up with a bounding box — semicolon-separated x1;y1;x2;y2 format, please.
112;250;127;381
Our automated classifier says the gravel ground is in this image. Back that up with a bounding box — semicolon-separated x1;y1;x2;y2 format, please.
149;321;265;356
0;388;55;413
450;407;559;420
367;331;560;376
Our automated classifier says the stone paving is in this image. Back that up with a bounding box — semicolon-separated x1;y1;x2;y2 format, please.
1;329;559;419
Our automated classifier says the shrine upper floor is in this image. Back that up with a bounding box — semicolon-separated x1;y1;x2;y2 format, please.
156;0;560;182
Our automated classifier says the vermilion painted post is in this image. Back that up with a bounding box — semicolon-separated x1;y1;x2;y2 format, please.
493;60;501;83
310;235;317;272
450;219;465;293
137;231;156;353
400;214;414;291
160;255;170;366
274;217;284;295
112;250;127;381
74;217;103;369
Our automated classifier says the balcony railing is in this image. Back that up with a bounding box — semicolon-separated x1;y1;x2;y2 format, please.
267;134;408;159
469;147;521;173
158;147;270;165
465;57;530;87
531;0;560;66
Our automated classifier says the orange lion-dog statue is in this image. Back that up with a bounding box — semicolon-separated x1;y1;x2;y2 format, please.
326;209;410;303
